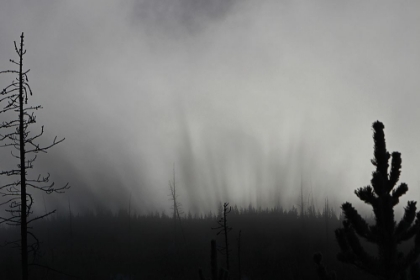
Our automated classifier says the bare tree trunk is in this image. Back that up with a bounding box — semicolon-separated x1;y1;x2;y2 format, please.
223;208;230;271
237;230;242;280
0;32;69;280
18;33;28;280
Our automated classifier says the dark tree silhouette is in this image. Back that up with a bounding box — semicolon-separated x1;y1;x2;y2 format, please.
335;121;420;280
0;33;69;279
169;165;186;243
199;239;229;280
237;230;242;280
212;202;232;271
314;252;337;280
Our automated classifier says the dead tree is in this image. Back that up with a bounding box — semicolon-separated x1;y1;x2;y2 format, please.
169;165;186;243
199;239;229;280
237;230;242;280
212;202;232;271
0;33;69;279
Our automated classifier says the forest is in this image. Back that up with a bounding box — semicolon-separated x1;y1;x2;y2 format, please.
1;6;420;278
0;201;378;280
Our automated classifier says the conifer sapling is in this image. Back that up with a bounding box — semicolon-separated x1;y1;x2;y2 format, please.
335;121;420;280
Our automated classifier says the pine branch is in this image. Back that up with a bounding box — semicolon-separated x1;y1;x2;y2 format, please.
335;227;350;253
345;225;377;272
355;186;376;206
388;152;401;192
371;121;390;180
395;201;417;242
391;183;408;206
335;121;418;279
341;202;373;241
399;212;420;242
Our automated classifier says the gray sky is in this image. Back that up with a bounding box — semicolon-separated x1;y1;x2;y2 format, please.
0;0;419;217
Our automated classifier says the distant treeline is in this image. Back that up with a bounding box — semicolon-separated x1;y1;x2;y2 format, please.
69;199;343;220
0;202;400;280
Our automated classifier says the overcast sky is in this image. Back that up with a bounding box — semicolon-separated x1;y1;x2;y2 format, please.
0;0;419;217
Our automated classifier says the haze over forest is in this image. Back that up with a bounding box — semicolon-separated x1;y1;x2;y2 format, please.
0;0;419;219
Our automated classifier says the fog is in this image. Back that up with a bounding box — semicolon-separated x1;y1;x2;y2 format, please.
0;0;419;217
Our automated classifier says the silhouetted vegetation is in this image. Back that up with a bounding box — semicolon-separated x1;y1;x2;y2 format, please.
0;33;69;279
0;202;382;280
199;239;229;280
314;252;337;280
335;121;420;280
212;202;233;271
169;166;186;245
1;34;417;280
237;230;242;279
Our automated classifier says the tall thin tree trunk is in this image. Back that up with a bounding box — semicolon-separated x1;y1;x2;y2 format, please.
237;230;242;280
224;208;230;271
18;33;28;280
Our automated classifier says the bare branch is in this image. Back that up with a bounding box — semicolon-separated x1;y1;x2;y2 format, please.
0;70;19;75
27;210;56;224
0;33;69;279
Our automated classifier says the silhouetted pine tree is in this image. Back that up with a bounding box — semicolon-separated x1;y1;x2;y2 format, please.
335;121;420;280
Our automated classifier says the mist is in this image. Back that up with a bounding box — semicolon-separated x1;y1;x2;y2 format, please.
0;0;419;218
